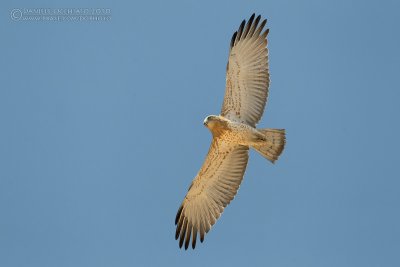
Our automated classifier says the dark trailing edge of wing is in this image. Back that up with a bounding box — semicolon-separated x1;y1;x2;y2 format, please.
229;13;269;50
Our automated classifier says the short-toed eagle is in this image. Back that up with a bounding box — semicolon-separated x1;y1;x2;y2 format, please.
175;14;286;249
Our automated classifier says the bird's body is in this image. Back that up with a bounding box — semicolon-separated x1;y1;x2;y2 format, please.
175;14;286;249
204;115;260;145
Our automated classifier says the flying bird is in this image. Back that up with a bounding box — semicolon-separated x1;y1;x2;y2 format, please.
175;14;286;249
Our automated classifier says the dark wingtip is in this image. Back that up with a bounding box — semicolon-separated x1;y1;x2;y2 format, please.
249;13;255;22
236;19;246;40
242;14;256;39
179;219;187;248
179;234;184;248
230;31;237;48
192;229;197;249
262;28;270;39
231;14;267;48
175;211;184;240
240;19;246;30
184;223;191;250
175;228;179;240
260;19;267;30
175;205;183;225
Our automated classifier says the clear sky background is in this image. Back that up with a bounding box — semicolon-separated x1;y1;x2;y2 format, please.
1;0;399;266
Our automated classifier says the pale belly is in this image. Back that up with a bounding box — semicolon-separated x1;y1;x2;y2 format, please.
219;121;262;146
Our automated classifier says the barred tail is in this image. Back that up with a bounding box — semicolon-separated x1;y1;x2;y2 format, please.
252;129;285;163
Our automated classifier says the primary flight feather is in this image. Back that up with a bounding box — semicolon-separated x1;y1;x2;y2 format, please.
175;14;285;250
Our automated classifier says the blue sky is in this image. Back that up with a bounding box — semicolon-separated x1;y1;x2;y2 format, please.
1;0;399;266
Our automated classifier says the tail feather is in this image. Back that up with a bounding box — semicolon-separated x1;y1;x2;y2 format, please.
252;129;285;163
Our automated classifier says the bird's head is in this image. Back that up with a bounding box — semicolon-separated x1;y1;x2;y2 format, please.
203;115;228;132
203;115;217;127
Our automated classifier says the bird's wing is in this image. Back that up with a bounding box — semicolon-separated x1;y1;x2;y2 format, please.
221;14;270;127
175;138;249;249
